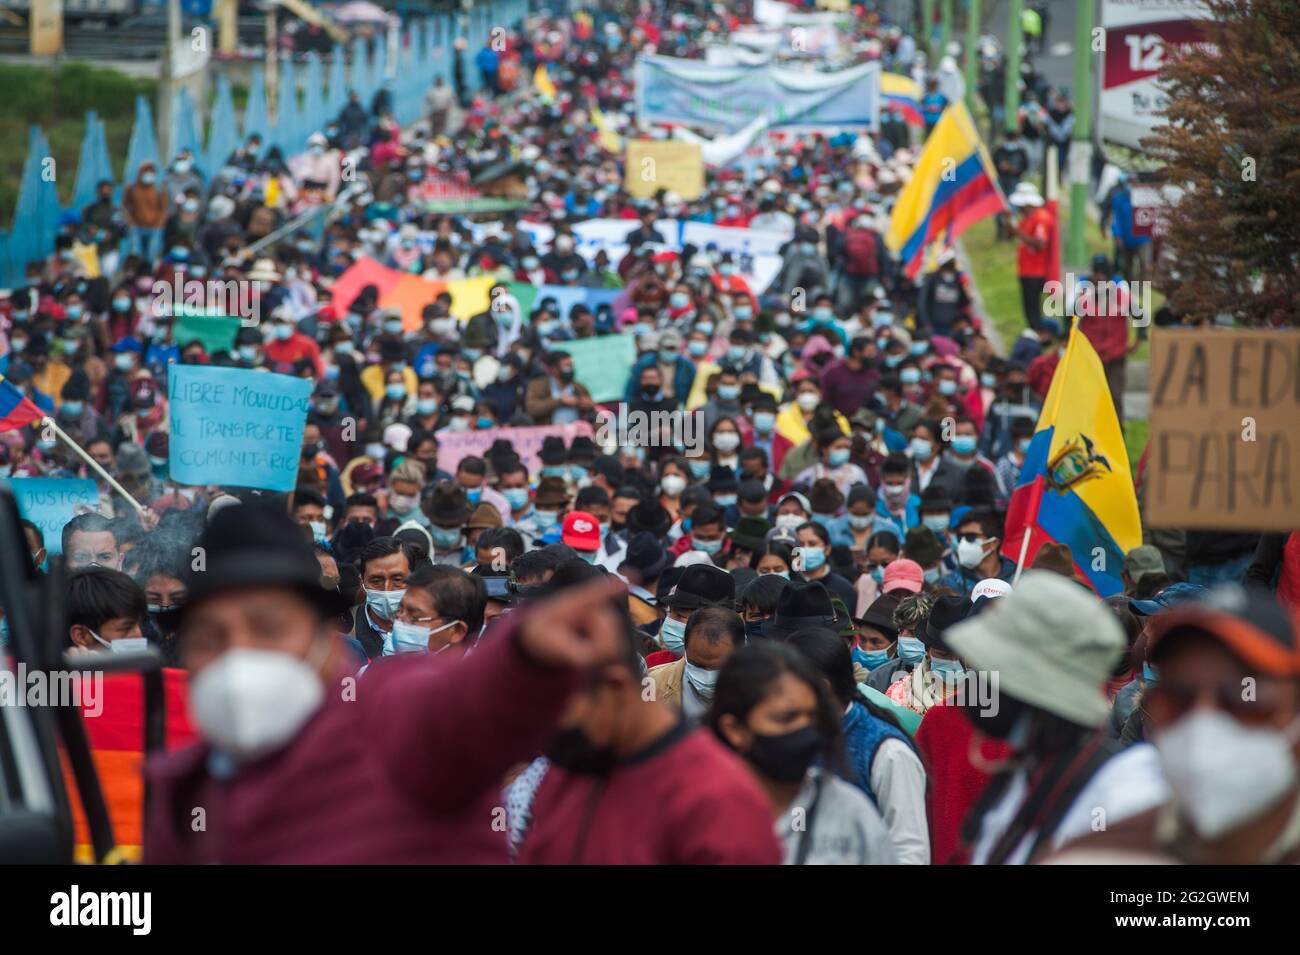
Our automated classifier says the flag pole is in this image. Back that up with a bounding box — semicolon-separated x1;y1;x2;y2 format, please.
1012;526;1032;584
41;417;146;516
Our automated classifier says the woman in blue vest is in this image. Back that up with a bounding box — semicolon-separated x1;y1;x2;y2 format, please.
788;629;932;864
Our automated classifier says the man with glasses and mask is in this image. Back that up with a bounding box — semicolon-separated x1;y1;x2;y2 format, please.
349;537;417;660
387;564;486;656
1052;585;1300;864
145;500;633;863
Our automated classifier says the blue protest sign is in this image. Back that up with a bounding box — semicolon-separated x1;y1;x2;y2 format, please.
168;365;313;492
8;477;100;555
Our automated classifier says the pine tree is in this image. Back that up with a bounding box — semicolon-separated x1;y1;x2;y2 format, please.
1145;0;1300;325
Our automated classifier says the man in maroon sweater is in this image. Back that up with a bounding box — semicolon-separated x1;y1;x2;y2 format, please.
145;502;629;864
518;635;781;865
818;335;879;419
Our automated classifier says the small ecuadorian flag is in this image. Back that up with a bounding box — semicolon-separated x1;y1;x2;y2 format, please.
1002;325;1142;596
534;64;558;101
885;101;1007;279
881;72;924;128
0;374;44;433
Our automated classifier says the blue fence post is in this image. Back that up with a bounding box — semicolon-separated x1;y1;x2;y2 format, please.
174;87;204;170
244;65;268;143
276;56;299;152
303;53;325;139
124;95;161;184
206;74;239;174
73;110;114;212
327;45;347;116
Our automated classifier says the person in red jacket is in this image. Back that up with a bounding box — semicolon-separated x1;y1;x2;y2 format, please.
263;307;324;377
1075;254;1137;421
517;602;781;864
145;501;629;863
1010;182;1053;329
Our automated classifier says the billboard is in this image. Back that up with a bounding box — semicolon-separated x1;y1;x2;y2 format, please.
1100;0;1213;149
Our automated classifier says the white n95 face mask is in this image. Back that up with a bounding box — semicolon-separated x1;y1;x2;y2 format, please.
190;647;326;762
1154;708;1300;840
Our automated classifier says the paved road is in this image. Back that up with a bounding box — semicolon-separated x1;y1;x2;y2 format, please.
983;0;1080;95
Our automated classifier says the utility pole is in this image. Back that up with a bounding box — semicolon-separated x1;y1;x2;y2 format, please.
1004;0;1023;135
964;0;981;116
1065;0;1095;269
158;0;181;166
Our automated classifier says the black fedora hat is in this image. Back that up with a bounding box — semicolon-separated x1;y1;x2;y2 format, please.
859;593;901;639
182;501;351;621
917;594;971;654
730;515;771;552
539;435;567;467
763;580;837;640
619;531;670;581
626;498;672;539
424;482;470;525
662;563;735;612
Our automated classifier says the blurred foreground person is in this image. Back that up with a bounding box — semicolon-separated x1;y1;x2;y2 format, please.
516;572;779;864
144;502;628;863
1052;586;1300;864
948;572;1168;864
711;641;896;864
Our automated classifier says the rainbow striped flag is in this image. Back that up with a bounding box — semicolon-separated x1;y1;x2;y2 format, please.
1002;325;1141;596
881;72;924;127
885;101;1007;279
0;374;44;433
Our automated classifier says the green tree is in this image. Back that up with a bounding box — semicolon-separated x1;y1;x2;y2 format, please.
1146;0;1300;326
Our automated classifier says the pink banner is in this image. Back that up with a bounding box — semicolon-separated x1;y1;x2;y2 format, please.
434;422;595;477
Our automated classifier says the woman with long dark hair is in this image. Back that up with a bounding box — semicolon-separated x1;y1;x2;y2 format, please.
709;640;896;864
787;629;931;864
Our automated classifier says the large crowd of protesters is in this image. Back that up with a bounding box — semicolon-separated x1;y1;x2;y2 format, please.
2;0;1298;866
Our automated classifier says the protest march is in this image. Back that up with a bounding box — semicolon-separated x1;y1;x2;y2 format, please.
1;0;1299;900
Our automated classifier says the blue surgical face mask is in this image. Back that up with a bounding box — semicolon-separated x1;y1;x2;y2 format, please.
416;398;439;415
900;368;922;386
929;657;966;684
853;646;891;670
464;487;482;504
365;587;405;619
503;487;530;511
922;514;950;535
950;435;978;456
713;495;737;508
897;636;926;665
1017;437;1033;454
684;661;720;700
937;379;958;397
688;459;710;480
429;525;461;549
694;537;723;555
660;616;686;654
910;437;934;460
797;545;826;572
61;400;84;417
717;384;740;402
828;448;851;467
534;509;559;527
811;307;834;323
923;566;943;585
385;383;406;401
752;411;776;433
688;340;708;357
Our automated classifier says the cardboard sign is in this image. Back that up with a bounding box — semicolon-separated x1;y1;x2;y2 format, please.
1146;328;1300;530
625;141;705;201
9;478;100;556
168;365;313;491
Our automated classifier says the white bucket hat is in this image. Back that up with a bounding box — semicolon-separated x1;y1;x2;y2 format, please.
945;570;1124;727
1009;182;1045;208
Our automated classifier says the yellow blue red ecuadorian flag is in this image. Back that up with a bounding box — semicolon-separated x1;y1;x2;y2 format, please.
885;102;1007;280
0;374;44;432
880;72;924;127
1002;324;1141;596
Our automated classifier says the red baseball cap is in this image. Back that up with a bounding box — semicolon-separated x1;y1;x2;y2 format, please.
562;510;601;552
882;558;924;594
